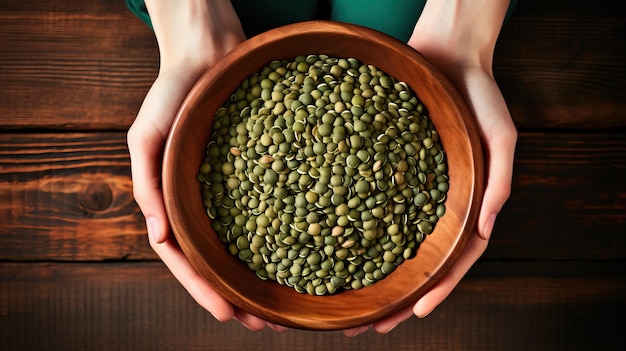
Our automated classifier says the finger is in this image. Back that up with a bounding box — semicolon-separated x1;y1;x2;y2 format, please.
127;75;189;243
148;233;235;322
233;309;267;331
127;124;169;243
462;73;517;240
477;116;517;239
266;323;289;333
128;66;210;240
371;306;414;334
413;230;488;317
343;325;371;337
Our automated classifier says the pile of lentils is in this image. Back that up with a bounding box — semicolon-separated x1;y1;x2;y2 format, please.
197;54;449;296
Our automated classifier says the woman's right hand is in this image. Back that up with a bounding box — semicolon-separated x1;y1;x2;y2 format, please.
127;0;285;332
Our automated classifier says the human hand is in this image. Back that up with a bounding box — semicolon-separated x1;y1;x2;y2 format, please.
126;0;285;332
344;0;517;336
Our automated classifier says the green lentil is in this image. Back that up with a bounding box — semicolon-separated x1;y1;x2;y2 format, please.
199;54;448;295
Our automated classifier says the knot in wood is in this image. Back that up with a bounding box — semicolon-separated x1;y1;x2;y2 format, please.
80;182;113;212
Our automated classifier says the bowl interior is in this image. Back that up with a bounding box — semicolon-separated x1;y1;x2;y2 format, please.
163;21;483;330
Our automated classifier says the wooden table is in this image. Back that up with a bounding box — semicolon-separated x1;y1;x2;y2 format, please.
1;1;625;350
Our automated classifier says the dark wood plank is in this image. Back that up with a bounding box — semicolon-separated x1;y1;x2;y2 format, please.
0;132;153;260
1;131;625;261
487;130;626;260
0;1;158;130
494;0;626;129
1;261;624;351
0;0;624;130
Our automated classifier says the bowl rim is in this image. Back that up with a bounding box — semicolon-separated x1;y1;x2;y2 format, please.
163;20;484;330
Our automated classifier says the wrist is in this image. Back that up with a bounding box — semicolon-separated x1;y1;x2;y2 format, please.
145;0;246;72
407;0;509;71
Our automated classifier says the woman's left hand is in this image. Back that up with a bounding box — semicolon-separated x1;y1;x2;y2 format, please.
344;0;517;336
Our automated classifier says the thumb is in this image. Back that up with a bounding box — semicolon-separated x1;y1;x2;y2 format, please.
478;128;516;241
473;94;517;241
455;70;517;240
127;123;169;243
127;71;200;243
127;111;170;244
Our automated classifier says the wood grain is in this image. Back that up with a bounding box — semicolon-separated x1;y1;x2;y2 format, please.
0;1;158;130
494;0;626;129
1;261;624;351
489;130;626;260
1;131;624;261
0;133;152;261
0;0;624;130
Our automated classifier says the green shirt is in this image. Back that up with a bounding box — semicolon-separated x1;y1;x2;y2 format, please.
126;0;516;43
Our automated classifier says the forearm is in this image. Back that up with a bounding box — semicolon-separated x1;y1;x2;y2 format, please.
145;0;245;72
408;0;510;71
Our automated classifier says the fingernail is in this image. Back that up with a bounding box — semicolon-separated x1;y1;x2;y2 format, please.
414;300;435;319
146;216;160;243
233;316;254;331
347;326;369;337
381;323;399;334
482;213;496;240
416;309;434;319
267;323;288;333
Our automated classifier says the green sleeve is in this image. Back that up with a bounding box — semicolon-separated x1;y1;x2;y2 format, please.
125;0;517;42
330;0;517;43
125;0;152;29
123;0;318;36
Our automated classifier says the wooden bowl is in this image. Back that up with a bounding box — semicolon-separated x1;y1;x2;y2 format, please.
163;21;483;330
